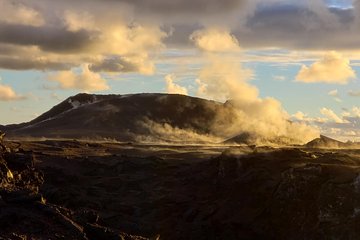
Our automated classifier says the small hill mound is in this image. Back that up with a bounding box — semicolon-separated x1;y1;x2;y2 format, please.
305;135;346;148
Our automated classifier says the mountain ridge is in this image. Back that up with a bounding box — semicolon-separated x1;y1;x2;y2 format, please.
4;93;228;142
3;93;332;145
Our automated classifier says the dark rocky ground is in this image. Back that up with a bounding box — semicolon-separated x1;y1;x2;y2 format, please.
2;137;360;239
0;137;152;240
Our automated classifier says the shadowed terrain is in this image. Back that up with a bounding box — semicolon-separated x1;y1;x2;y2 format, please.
3;137;360;239
0;137;154;240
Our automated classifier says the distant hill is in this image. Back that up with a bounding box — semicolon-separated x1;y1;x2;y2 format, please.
223;132;256;145
3;93;326;145
305;135;347;148
224;132;307;146
4;93;229;142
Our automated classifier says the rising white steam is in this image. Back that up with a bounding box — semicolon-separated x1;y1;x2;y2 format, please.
191;28;319;145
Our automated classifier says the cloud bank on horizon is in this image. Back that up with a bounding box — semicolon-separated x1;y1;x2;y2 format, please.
1;0;360;74
2;0;360;141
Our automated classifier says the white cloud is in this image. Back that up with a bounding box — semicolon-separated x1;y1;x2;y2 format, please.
0;84;25;101
328;89;338;97
296;51;356;84
0;7;167;77
50;93;62;101
273;75;286;81
291;111;327;123
292;111;306;121
0;0;44;27
348;90;360;97
48;65;109;92
350;107;360;118
328;89;342;102
63;10;96;32
190;28;240;53
165;74;188;95
320;107;347;123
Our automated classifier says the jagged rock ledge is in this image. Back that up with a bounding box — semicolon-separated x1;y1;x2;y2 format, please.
0;131;155;240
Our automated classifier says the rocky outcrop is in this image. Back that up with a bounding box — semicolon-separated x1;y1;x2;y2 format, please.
0;132;151;240
17;138;360;240
4;133;360;239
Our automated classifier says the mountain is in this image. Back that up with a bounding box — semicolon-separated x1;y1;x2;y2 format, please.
305;135;347;148
223;132;257;145
4;93;327;145
4;93;230;142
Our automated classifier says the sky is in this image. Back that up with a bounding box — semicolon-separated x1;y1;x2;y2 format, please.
2;0;360;141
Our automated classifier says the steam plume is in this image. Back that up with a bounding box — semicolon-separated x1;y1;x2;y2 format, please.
191;28;319;145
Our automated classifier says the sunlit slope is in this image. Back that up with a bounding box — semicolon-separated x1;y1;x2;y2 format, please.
4;93;226;141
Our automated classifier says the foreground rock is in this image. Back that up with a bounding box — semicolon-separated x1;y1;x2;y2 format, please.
0;132;150;240
11;139;360;239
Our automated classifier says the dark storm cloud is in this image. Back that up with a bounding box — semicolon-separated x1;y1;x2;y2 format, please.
162;1;360;50
89;57;142;73
119;0;246;14
0;57;72;71
33;0;253;28
94;0;248;15
0;23;98;53
163;24;200;48
230;3;360;50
